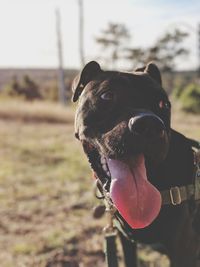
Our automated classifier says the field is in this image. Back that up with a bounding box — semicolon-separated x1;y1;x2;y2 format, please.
0;99;199;267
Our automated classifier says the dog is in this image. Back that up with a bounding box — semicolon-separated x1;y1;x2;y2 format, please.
72;61;200;267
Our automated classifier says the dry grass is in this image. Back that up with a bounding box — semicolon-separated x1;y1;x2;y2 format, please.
171;102;200;139
0;99;74;124
0;119;102;267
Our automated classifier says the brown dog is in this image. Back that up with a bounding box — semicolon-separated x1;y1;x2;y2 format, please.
72;61;200;267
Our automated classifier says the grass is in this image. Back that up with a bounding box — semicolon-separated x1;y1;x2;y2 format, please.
0;98;74;124
0;99;199;267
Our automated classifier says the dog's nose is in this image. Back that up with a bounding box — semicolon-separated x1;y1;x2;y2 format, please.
128;113;165;138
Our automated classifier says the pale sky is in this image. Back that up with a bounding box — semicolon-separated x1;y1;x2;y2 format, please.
0;0;199;70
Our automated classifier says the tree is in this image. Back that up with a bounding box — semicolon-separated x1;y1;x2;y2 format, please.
95;23;130;69
146;29;189;71
3;75;42;101
125;28;189;72
124;48;146;69
179;83;200;113
22;75;41;100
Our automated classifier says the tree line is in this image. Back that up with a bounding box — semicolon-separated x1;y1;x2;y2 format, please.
95;22;189;72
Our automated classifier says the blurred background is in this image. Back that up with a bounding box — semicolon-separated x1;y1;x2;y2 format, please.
0;0;200;266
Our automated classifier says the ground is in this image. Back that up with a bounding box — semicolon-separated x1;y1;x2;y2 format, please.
0;99;199;267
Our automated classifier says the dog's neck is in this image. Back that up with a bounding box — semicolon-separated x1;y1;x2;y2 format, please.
147;129;195;191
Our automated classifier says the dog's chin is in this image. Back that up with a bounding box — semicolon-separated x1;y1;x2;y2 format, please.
82;141;162;229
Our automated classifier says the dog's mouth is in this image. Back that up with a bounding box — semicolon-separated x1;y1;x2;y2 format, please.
83;141;161;229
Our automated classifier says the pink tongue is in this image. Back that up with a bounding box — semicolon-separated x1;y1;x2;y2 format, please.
107;154;161;229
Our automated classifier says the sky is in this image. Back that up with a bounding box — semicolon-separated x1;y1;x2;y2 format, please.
0;0;199;70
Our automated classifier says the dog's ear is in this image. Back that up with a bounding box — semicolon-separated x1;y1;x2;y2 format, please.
144;62;162;85
135;62;162;86
72;61;101;102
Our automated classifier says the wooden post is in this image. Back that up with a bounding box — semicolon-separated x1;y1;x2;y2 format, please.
78;0;85;67
55;8;66;104
198;23;200;77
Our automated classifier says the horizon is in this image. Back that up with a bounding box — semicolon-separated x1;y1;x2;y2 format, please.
0;66;198;72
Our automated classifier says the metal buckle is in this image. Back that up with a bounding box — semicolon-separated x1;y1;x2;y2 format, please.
170;187;182;205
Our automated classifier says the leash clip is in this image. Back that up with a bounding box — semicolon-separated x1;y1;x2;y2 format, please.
103;202;117;236
170;186;182;205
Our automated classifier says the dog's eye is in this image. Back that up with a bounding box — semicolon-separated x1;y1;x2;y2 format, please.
159;100;171;109
100;91;114;101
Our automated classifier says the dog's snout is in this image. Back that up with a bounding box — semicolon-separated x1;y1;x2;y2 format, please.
128;114;165;138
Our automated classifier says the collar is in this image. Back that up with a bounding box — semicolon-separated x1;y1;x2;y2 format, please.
161;147;200;206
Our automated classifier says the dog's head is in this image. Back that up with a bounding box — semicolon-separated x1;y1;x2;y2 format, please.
72;61;171;229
